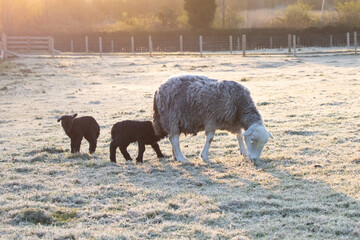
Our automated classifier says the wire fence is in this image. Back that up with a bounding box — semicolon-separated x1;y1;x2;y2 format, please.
52;32;358;56
2;32;358;58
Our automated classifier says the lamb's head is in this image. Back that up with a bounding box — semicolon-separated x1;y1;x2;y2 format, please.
243;123;273;161
57;113;78;133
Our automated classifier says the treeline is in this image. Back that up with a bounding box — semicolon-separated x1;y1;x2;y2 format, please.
0;0;357;35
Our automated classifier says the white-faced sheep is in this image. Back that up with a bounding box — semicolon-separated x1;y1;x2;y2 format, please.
153;75;273;163
57;113;100;154
110;120;164;163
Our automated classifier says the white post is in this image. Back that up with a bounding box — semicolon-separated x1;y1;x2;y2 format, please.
27;37;31;52
149;36;153;57
288;34;292;53
237;37;240;51
347;32;350;48
229;35;233;54
330;34;333;48
70;40;74;53
355;32;358;54
50;37;54;58
293;35;297;57
99;37;102;57
111;40;114;53
270;36;273;49
180;35;183;53
199;35;203;57
85;36;88;53
242;34;246;57
2;34;7;52
131;36;134;54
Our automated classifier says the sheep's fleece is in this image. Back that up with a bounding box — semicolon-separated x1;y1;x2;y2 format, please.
153;75;273;163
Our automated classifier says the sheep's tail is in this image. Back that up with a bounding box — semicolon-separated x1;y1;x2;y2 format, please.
153;91;168;139
111;125;116;140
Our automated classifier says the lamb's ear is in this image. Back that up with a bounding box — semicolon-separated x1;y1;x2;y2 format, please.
72;113;78;119
57;116;63;122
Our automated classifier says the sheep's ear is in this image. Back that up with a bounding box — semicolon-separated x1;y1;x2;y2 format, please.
268;131;274;139
243;128;253;137
57;117;63;122
72;113;78;119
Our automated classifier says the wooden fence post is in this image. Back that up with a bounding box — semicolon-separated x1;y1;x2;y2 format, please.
131;36;134;54
27;36;31;52
99;37;102;57
347;32;350;48
293;35;297;57
70;40;74;53
229;35;233;54
111;40;114;53
270;36;273;49
330;34;333;48
1;34;7;52
48;37;54;58
199;35;203;57
85;36;88;53
355;32;358;54
237;37;240;51
288;34;292;53
242;34;246;57
149;36;153;57
180;35;183;53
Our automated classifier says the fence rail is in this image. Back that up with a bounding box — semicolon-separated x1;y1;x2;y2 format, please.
1;32;358;59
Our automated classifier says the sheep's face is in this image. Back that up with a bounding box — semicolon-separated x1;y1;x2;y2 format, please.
243;123;273;161
57;114;77;133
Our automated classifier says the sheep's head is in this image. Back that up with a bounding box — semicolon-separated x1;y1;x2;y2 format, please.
57;113;77;133
243;123;273;161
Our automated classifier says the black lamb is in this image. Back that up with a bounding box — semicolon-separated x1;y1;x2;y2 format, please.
57;113;100;154
110;120;164;163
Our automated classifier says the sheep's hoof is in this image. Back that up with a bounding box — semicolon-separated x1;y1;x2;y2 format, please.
201;155;211;163
175;157;190;163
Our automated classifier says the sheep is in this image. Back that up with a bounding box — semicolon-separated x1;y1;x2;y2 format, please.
153;75;273;163
57;113;100;154
109;120;164;163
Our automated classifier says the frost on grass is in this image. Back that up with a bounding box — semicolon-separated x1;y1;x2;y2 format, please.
0;55;360;239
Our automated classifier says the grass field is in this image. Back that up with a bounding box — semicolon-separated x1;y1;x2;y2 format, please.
0;54;359;239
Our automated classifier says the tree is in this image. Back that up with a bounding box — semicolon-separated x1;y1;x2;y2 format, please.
336;0;360;29
275;0;316;28
184;0;216;29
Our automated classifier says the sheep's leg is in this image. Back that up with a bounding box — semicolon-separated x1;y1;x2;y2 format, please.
109;140;118;163
169;134;189;163
151;143;164;158
119;143;132;161
237;130;248;157
136;141;145;163
201;131;215;162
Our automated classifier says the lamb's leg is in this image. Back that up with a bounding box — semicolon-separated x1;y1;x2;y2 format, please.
237;130;248;157
151;143;164;158
136;141;145;163
119;143;132;161
201;131;215;162
85;134;97;154
71;137;82;153
109;140;118;163
89;139;97;154
169;134;189;163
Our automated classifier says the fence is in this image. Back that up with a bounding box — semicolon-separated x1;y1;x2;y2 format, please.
1;34;58;59
1;32;358;59
53;32;358;57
